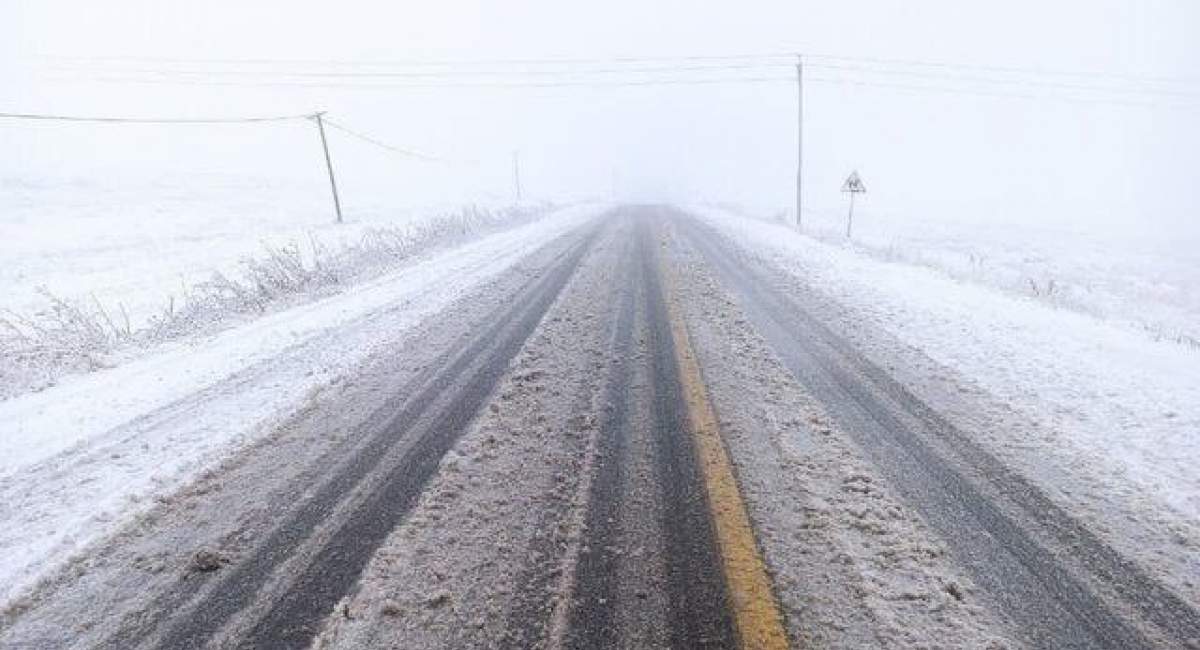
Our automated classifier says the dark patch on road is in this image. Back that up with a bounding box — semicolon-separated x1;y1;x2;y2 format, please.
501;210;738;649
564;213;735;648
497;222;640;649
637;214;737;650
556;221;641;649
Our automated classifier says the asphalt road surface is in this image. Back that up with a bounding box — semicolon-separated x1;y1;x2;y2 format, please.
2;206;1197;649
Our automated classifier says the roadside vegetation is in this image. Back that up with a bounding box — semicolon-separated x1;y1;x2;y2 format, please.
0;203;556;401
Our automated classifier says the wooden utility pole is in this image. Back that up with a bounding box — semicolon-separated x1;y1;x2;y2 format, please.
796;54;804;229
512;150;523;202
313;112;343;224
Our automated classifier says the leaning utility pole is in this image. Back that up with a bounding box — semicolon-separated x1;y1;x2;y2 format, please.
796;54;804;229
313;112;343;224
512;150;523;202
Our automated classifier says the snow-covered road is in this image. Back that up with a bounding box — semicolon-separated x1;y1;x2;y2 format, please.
2;206;1196;649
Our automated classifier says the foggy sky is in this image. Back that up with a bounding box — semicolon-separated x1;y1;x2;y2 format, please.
2;0;1198;238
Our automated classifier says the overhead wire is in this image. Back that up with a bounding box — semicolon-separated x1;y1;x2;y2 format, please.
800;52;1200;88
62;74;796;89
803;62;1200;100
803;75;1196;110
0;110;462;166
317;116;451;163
48;61;797;79
0;111;313;124
38;52;793;68
11;51;1199;122
43;72;1200;109
33;53;1200;109
38;50;1200;87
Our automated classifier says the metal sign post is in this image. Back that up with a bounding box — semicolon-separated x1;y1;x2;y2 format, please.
840;170;866;238
512;150;523;203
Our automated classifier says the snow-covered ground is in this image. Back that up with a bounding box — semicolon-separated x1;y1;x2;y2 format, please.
695;205;1200;590
0;173;559;400
0;173;522;330
0;204;599;607
732;203;1200;348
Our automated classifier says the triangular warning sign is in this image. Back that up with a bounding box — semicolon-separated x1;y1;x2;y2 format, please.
841;170;866;193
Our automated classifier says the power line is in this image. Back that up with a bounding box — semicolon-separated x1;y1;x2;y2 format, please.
11;50;1200;119
805;62;1200;100
0;108;482;165
802;52;1200;88
39;56;1200;106
803;75;1197;110
0;106;497;222
47;73;1200;109
0;111;314;124
59;74;796;89
38;50;1200;87
50;61;796;79
57;64;1200;102
38;52;792;68
318;117;449;163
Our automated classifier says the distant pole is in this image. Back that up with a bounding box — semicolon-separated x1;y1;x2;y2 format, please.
846;192;855;238
796;54;804;229
841;170;866;240
512;150;523;202
313;112;343;224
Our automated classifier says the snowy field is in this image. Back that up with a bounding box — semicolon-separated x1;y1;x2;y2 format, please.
697;205;1200;592
0;173;556;399
0;173;521;330
731;203;1200;348
0;204;600;607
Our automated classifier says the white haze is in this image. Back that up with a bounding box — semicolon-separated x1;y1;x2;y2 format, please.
2;0;1198;246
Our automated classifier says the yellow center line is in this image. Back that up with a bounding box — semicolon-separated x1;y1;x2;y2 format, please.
658;241;793;650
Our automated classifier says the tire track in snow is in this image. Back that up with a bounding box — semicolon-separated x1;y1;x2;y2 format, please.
97;227;598;650
677;213;1200;649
